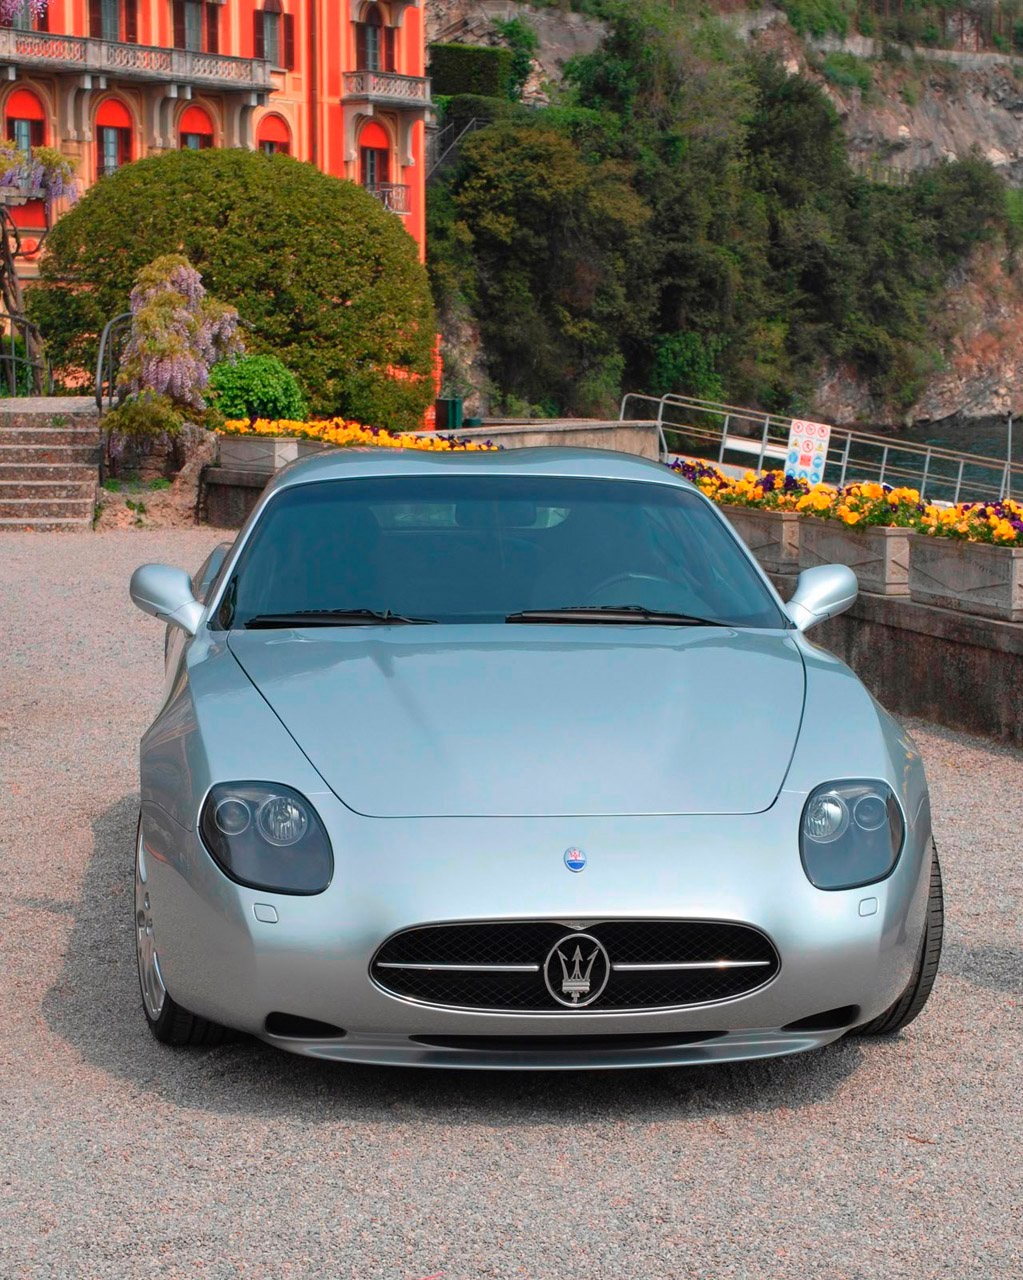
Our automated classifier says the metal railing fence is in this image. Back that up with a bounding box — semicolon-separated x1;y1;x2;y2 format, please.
620;391;1023;506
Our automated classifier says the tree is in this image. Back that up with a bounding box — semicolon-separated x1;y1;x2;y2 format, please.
441;121;650;415
29;149;436;429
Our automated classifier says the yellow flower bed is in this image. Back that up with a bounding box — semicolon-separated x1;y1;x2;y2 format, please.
920;498;1023;545
220;418;498;452
794;480;924;529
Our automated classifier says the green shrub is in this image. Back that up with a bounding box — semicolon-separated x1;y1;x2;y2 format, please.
780;0;855;38
494;17;540;99
102;391;184;439
209;354;306;422
1006;187;1023;232
428;43;515;98
28;149;435;430
440;93;515;135
821;52;873;93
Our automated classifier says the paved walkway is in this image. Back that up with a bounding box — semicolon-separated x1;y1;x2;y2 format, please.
0;530;1020;1280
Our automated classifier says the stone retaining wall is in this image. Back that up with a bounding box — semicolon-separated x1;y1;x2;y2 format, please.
772;572;1023;746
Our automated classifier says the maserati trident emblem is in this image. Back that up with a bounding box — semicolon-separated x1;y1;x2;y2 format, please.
563;847;586;872
543;932;610;1008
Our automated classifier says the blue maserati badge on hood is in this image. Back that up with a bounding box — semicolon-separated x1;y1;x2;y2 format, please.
564;847;587;873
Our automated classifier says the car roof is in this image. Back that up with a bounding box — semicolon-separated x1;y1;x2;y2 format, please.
267;445;695;494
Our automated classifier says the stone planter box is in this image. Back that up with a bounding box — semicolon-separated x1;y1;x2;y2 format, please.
908;536;1023;622
721;506;800;574
798;518;912;596
217;434;330;473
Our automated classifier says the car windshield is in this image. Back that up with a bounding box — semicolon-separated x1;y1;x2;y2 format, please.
218;474;788;629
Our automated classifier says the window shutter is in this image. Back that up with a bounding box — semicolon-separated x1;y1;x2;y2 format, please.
89;0;104;37
253;11;265;60
172;0;186;49
356;22;367;70
283;13;295;70
30;119;44;146
206;3;219;54
36;5;49;30
124;0;138;43
384;26;395;72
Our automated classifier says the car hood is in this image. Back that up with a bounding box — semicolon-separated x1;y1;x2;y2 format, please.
227;626;805;818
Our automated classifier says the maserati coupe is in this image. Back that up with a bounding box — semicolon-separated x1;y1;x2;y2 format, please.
129;446;942;1069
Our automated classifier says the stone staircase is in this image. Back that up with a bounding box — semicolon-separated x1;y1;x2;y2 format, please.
0;398;101;532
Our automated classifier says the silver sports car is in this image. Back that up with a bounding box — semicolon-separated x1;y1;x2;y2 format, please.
130;447;942;1069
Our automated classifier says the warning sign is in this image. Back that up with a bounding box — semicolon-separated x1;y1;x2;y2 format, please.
785;419;832;486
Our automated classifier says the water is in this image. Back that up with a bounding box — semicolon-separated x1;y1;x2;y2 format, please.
871;415;1014;462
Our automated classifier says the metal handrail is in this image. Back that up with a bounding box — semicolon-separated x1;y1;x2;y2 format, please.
95;311;131;414
620;390;1023;504
426;117;484;179
0;310;51;397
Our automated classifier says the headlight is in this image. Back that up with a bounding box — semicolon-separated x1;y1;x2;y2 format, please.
800;780;904;890
199;782;333;895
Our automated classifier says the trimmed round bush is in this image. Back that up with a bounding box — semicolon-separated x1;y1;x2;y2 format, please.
209;354;307;422
29;148;435;429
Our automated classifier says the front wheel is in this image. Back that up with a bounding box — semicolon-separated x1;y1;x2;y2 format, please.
856;843;944;1036
135;817;231;1047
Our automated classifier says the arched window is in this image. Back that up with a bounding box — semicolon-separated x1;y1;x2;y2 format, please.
5;88;46;153
179;104;214;151
256;113;292;156
96;99;133;179
356;5;395;73
254;1;295;70
359;121;391;190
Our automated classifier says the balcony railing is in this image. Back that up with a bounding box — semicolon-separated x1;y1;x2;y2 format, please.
364;182;410;214
342;70;430;107
0;29;273;92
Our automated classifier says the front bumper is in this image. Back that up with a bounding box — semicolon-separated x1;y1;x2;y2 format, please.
140;790;932;1070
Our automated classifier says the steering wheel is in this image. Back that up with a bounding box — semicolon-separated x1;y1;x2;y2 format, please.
584;572;678;605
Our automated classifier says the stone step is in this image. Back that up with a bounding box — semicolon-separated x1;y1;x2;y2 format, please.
0;496;95;519
0;462;97;482
0;426;103;446
0;442;100;465
0;479;96;500
0;516;92;532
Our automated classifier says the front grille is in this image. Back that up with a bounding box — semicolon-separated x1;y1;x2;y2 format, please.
371;920;779;1013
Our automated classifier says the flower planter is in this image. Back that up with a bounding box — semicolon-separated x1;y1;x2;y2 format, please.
217;434;331;473
720;506;800;574
798;518;912;596
909;537;1023;622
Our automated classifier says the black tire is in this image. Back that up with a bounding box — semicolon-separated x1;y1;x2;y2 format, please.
142;986;233;1047
856;843;944;1036
135;815;232;1047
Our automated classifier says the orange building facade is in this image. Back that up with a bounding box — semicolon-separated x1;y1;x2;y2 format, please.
0;0;431;253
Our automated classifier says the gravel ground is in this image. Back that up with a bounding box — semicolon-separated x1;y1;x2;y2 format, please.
1;530;1021;1280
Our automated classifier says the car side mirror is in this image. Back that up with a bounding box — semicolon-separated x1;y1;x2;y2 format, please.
785;564;858;633
130;563;204;636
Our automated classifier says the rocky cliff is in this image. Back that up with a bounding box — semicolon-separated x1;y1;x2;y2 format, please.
425;0;1023;424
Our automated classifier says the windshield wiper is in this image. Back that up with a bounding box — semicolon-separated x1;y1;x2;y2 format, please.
505;605;732;627
244;609;436;629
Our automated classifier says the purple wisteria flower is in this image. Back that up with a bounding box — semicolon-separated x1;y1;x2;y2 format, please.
120;255;243;412
0;0;47;20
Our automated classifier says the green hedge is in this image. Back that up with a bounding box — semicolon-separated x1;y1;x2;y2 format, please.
429;43;515;98
28;149;436;430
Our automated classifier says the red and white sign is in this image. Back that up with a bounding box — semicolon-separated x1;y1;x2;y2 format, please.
785;418;832;486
